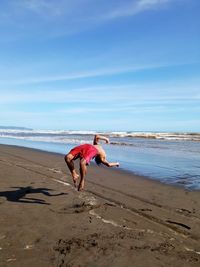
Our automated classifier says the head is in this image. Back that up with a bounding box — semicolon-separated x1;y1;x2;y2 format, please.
95;155;102;165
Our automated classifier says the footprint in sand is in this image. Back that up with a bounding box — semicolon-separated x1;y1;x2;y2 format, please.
50;194;101;215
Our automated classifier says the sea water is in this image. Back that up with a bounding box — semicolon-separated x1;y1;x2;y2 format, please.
0;128;200;190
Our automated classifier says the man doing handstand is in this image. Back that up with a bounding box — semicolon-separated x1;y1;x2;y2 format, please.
64;135;119;191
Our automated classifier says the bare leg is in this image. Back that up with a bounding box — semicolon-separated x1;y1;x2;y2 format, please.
64;154;79;187
78;158;87;191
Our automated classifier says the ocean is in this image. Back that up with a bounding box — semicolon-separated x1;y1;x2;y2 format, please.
0;128;200;190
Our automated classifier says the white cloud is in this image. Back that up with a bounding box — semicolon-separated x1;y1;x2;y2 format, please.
0;81;199;104
15;0;63;16
22;0;54;13
58;104;171;115
99;0;172;20
0;61;193;85
18;0;172;20
0;0;175;38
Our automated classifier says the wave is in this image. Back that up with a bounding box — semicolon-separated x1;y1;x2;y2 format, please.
0;129;97;135
109;132;200;141
0;135;91;145
0;128;200;142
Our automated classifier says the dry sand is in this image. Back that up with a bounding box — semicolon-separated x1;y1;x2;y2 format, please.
0;144;200;267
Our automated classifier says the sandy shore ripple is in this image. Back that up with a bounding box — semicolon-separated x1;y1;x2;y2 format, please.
0;144;200;267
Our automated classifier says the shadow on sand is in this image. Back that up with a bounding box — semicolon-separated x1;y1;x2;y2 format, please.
0;186;67;205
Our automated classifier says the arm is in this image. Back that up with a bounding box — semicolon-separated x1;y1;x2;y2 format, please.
100;157;119;168
93;134;110;145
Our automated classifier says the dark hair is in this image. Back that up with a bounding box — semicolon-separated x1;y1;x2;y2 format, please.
95;155;102;165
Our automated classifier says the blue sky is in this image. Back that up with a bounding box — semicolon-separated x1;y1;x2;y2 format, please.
0;0;199;132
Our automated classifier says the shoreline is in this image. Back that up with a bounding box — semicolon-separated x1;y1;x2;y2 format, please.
0;142;198;192
0;144;200;266
1;136;200;191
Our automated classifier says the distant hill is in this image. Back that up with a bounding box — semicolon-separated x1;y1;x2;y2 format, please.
0;126;32;130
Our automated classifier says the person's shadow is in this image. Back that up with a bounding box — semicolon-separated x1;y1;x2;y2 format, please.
0;186;67;205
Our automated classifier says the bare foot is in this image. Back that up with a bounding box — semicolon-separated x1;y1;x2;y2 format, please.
72;172;79;188
78;185;84;191
78;180;84;191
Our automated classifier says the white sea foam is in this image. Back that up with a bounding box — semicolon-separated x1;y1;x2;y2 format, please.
0;128;200;142
0;134;90;145
110;132;200;141
0;129;96;135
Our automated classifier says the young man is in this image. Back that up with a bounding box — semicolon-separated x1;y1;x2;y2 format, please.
64;135;119;191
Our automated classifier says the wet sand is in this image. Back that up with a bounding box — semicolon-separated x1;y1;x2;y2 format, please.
0;144;200;267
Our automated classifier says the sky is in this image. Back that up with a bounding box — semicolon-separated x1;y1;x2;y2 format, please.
0;0;200;132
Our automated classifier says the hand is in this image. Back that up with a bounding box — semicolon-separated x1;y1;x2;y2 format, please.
105;138;110;144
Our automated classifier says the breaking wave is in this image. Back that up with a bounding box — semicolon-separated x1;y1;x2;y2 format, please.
0;128;200;144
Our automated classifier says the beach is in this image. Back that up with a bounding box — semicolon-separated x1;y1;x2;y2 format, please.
0;144;200;267
1;129;200;190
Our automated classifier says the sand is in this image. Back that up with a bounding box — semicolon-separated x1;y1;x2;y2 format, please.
0;144;200;267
